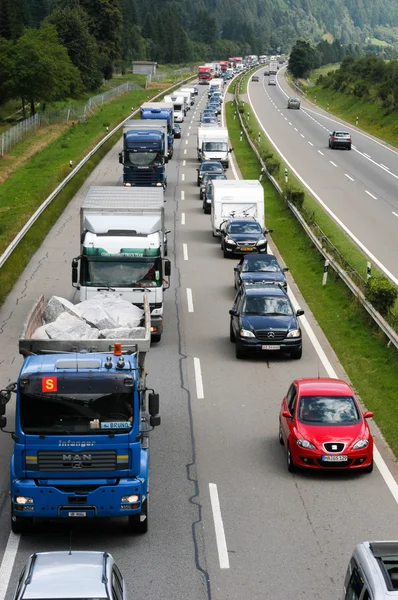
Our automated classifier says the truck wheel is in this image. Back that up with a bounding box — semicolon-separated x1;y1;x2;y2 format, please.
151;334;161;343
11;507;33;534
127;499;148;534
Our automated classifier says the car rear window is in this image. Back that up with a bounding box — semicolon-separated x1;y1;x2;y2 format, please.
335;132;350;137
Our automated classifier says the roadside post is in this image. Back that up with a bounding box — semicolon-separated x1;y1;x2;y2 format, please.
322;260;329;286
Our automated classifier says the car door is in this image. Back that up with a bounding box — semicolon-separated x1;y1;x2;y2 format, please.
231;288;243;336
343;559;366;600
281;383;297;441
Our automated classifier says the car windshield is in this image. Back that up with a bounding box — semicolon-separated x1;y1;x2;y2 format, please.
242;257;281;272
298;396;360;424
243;296;292;315
127;151;162;167
202;118;217;124
83;257;162;288
202;163;222;172
203;142;228;152
229;222;262;234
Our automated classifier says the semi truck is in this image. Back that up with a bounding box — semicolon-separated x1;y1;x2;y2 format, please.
198;65;211;84
164;94;185;122
119;120;168;188
197;127;232;168
210;180;265;237
72;186;171;343
140;102;174;160
269;62;278;75
1;294;161;534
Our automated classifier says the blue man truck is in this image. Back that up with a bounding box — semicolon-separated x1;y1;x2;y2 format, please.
119;120;168;188
0;296;160;534
140;102;174;160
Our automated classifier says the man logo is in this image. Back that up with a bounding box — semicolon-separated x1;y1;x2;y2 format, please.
63;454;92;462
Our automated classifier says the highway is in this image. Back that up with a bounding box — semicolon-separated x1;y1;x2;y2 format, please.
247;67;398;284
0;83;398;600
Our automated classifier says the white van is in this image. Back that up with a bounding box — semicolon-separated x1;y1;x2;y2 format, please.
197;127;232;168
164;94;185;123
177;89;191;112
211;180;264;237
180;88;195;105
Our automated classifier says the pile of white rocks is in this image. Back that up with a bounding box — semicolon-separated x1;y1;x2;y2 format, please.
32;294;145;340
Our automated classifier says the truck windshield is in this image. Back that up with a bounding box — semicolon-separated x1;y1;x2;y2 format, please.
173;104;182;112
84;257;162;288
20;391;134;434
203;142;228;152
127;151;162;167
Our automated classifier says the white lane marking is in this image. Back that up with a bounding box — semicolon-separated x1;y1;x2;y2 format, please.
186;288;194;312
0;533;20;600
183;160;186;166
364;153;371;159
189;126;192;130
289;122;292;125
329;161;337;167
294;127;298;131
381;164;390;170
184;149;187;154
209;483;230;569
185;140;188;145
345;174;354;181
246;84;398;286
181;212;185;225
308;141;314;146
187;133;190;137
284;117;288;120
318;150;324;156
181;174;185;182
365;190;377;200
183;243;188;260
300;134;305;138
393;212;398;218
193;357;204;399
181;190;185;201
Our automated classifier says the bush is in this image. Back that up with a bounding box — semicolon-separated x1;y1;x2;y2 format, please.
265;157;280;175
286;188;305;210
365;276;398;316
261;150;273;162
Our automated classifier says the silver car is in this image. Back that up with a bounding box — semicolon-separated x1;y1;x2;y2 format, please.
287;97;300;109
342;541;398;599
13;551;127;600
268;78;276;86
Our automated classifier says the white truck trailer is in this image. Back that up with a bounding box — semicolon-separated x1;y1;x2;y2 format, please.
197;126;232;168
210;180;264;237
72;186;171;343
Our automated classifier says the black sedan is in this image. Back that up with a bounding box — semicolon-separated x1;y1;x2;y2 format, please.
229;283;304;359
201;172;227;210
218;218;273;258
234;254;288;290
174;123;182;139
200;171;227;200
197;161;224;186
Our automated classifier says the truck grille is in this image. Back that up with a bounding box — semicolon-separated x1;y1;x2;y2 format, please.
255;330;286;342
37;450;117;472
125;171;162;186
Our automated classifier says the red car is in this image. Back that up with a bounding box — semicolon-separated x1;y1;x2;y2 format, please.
279;378;374;473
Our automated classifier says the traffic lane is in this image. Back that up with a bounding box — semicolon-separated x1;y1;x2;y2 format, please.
247;78;398;279
0;93;210;600
178;105;398;599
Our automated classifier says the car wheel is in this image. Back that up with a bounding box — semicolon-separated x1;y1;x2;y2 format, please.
348;144;352;150
11;506;33;534
223;249;229;258
230;321;236;342
290;348;302;360
200;191;203;200
362;459;374;474
128;498;148;534
286;443;297;473
151;334;161;343
278;420;284;446
235;343;245;359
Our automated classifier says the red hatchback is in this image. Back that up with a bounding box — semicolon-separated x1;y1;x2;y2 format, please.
279;378;374;473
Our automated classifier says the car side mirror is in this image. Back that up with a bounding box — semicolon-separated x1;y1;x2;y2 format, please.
165;229;171;235
229;148;234;153
283;267;289;272
119;152;123;164
363;411;374;419
150;415;161;427
282;410;292;419
296;309;304;317
265;228;273;234
72;259;79;285
234;267;239;271
215;229;220;233
164;259;171;276
229;309;238;317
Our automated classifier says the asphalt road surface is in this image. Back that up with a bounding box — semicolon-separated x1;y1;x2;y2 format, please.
247;67;398;284
0;83;398;600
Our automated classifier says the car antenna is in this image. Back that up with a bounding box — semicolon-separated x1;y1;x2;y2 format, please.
69;530;73;555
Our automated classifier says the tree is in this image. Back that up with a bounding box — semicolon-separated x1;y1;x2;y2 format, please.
46;5;102;90
0;37;14;102
0;0;29;39
10;23;82;115
288;39;316;78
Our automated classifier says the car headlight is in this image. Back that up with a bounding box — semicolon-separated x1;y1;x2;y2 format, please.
225;237;236;245
121;494;140;503
124;182;132;187
156;182;163;187
239;328;255;338
296;439;316;450
16;496;34;504
256;239;267;246
287;329;301;338
352;439;369;449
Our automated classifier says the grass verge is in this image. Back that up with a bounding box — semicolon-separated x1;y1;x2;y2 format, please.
226;99;398;455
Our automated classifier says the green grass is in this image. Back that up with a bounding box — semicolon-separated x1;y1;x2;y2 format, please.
309;63;340;83
226;99;398;455
369;37;392;47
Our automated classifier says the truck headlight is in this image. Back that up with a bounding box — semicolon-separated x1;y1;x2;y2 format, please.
239;329;255;338
124;182;132;187
287;329;301;338
121;495;140;503
156;182;163;187
16;496;33;504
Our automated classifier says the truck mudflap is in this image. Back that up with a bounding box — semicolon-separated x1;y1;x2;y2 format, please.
11;478;145;519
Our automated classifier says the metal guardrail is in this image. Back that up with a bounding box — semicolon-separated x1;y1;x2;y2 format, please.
0;74;196;271
233;79;398;351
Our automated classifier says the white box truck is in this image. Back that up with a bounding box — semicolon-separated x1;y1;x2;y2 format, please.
176;89;191;112
210;180;264;237
208;78;223;97
164;94;185;122
72;186;171;343
180;88;195;105
197;126;232;168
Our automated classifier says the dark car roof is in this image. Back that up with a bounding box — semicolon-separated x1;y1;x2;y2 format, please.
200;161;223;170
242;283;287;297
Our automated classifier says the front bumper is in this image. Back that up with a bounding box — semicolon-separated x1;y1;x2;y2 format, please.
150;315;163;337
11;478;144;519
224;243;267;255
290;444;373;470
236;336;302;354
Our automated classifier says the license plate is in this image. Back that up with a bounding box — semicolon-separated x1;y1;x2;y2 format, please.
262;345;280;350
241;247;253;251
68;511;87;517
321;455;348;462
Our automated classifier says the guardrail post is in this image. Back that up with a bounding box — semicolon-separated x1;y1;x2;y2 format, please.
240;131;243;142
356;116;359;126
284;168;288;184
367;261;372;281
322;259;329;286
